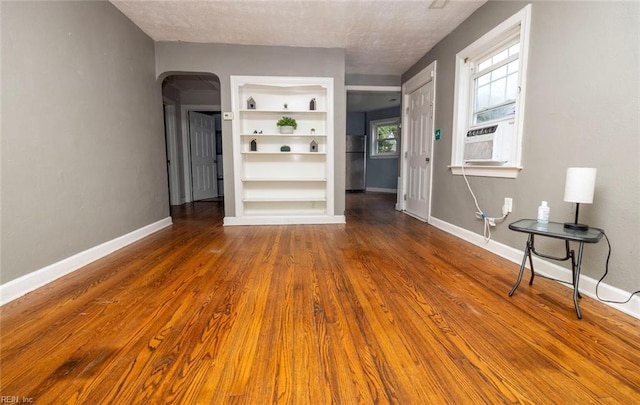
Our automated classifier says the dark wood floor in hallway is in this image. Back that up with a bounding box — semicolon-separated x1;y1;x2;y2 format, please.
1;192;639;403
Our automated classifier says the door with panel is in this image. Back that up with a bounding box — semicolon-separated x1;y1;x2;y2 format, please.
404;80;434;221
189;111;218;201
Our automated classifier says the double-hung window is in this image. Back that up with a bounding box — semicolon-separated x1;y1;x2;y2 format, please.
472;41;520;125
451;5;531;178
370;118;399;158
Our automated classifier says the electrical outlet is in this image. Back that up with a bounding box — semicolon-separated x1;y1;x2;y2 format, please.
504;197;513;213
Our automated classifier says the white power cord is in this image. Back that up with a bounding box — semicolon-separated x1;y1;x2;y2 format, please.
460;165;509;243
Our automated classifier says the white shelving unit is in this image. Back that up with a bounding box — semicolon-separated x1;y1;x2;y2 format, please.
226;76;344;225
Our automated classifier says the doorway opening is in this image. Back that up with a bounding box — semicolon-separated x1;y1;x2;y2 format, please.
346;86;401;196
161;73;223;210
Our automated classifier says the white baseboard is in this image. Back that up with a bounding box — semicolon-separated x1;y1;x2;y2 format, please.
0;217;173;306
366;187;397;194
223;215;346;226
429;216;640;320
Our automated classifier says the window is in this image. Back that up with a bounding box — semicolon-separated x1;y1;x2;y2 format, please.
370;118;399;158
472;41;520;125
451;5;531;178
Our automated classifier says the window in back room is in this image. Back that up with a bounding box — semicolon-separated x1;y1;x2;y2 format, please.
370;118;400;158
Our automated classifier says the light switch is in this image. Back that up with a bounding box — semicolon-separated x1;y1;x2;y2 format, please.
223;112;234;120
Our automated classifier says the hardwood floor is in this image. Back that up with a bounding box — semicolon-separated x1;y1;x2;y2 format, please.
1;192;639;403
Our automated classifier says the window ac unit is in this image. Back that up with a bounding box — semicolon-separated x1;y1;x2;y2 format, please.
464;121;514;163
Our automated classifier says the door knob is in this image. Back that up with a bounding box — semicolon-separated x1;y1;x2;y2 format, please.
425;157;430;162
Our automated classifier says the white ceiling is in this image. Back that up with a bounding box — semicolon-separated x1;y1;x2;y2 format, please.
111;0;486;76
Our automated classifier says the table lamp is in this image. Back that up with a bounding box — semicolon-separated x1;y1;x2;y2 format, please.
563;167;597;231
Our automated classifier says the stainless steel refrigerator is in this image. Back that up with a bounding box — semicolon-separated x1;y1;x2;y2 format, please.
346;135;366;191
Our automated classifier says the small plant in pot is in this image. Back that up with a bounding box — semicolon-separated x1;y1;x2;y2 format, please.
277;116;297;134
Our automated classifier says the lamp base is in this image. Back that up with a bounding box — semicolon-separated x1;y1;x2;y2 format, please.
564;222;589;231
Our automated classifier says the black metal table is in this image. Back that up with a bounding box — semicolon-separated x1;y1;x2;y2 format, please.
508;219;604;319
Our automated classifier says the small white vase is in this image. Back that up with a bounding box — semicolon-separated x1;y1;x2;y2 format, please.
279;126;294;134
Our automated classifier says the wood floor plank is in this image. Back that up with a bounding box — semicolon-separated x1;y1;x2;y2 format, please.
290;227;331;405
1;193;639;403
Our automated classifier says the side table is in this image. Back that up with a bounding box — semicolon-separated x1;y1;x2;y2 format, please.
508;219;604;319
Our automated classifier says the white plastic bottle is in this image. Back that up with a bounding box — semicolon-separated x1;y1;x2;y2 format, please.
537;201;550;224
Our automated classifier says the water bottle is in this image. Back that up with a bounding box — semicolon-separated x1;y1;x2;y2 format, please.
537;201;550;224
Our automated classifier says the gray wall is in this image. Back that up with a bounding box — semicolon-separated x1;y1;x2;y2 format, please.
1;1;169;283
403;1;639;291
155;43;347;217
366;107;401;190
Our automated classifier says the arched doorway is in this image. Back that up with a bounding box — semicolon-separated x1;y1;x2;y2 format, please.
160;73;222;207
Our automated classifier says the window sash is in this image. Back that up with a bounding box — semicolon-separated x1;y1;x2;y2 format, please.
470;48;520;126
474;40;520;76
370;119;399;156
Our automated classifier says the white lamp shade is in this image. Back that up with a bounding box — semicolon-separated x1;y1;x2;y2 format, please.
564;167;597;204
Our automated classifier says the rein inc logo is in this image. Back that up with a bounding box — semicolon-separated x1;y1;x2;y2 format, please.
0;397;33;403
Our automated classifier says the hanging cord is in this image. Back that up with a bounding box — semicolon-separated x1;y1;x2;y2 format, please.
460;165;509;243
595;232;640;304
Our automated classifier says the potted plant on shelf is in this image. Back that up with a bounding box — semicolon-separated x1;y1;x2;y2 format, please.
277;116;297;134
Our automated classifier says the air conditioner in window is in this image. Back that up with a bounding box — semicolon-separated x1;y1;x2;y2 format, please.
464;121;514;163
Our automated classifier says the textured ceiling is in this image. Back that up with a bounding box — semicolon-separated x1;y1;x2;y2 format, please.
111;0;486;75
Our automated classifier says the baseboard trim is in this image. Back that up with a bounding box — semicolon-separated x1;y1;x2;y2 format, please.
0;217;173;306
365;187;397;194
429;216;640;320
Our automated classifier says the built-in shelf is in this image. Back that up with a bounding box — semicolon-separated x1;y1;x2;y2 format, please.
228;75;343;226
241;133;326;137
241;178;326;182
240;109;327;114
242;197;327;202
241;151;326;155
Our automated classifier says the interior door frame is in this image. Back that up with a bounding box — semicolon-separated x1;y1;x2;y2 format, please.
163;97;181;205
180;104;221;203
399;60;437;221
345;85;402;194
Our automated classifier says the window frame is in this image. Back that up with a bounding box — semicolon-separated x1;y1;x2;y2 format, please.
370;117;400;159
471;40;520;125
450;4;532;178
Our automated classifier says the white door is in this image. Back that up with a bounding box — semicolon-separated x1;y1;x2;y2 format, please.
404;80;434;220
189;111;218;201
